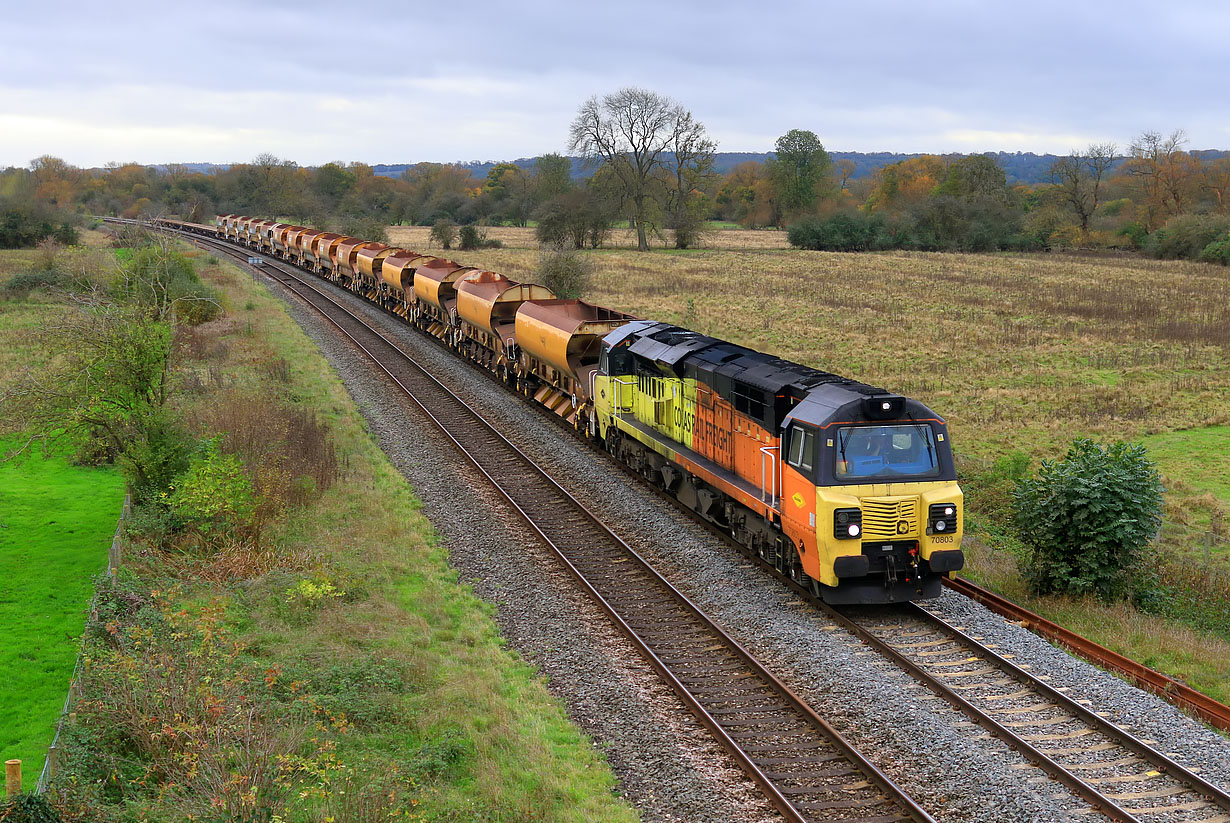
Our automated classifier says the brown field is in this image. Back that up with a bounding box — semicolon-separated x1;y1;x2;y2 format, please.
388;224;791;251
386;231;1228;465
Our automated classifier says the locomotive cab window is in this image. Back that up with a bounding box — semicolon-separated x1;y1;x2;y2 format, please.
786;425;816;475
835;425;940;481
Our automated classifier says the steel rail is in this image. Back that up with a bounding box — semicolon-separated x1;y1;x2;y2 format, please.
160;223;936;823
943;576;1230;734
903;603;1230;811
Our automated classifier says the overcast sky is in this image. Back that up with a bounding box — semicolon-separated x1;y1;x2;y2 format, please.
3;0;1227;169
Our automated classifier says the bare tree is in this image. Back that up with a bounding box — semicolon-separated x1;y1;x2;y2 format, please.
569;88;711;252
835;159;857;193
1049;142;1117;234
662;110;716;249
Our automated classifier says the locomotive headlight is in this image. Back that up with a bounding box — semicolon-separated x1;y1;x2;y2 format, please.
834;508;862;540
928;503;958;535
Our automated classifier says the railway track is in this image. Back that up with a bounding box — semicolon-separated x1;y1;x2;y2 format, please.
826;603;1230;823
176;228;935;823
943;575;1230;735
143;220;1230;822
634;469;1230;823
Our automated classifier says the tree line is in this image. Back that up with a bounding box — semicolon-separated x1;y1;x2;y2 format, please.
3;88;1229;261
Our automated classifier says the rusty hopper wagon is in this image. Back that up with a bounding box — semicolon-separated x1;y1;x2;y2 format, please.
413;258;476;340
379;250;433;316
456;270;555;376
514;299;635;429
202;212;966;605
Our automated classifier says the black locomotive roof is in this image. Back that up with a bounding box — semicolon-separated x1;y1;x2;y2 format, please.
617;322;890;397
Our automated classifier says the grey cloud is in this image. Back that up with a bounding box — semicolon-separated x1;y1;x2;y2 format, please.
2;0;1226;167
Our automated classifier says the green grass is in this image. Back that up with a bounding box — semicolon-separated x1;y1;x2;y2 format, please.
0;441;124;771
1141;425;1230;503
47;247;639;820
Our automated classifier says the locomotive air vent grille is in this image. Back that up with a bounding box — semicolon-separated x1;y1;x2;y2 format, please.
861;497;919;539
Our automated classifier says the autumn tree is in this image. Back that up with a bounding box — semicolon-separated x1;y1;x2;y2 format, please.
769;129;832;218
484;163;534;225
569;87;713;251
29;155;83;209
864;155;948;212
835;159;857;194
1049;143;1118;233
1199;155;1230;214
935;154;1009;202
1125;130;1197;229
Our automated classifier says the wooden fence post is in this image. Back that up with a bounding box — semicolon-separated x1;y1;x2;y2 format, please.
5;759;20;797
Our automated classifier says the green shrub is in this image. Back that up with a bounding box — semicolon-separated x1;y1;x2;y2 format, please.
1013;438;1163;600
0;793;62;822
337;216;389;244
1144;213;1230;260
1199;235;1230;265
458;224;502;251
0;268;71;299
534;192;612;249
169;437;255;536
788;213;890;251
113;245;220;325
429;218;457;250
537;245;593;298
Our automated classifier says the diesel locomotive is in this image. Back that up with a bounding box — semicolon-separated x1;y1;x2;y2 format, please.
171;214;964;604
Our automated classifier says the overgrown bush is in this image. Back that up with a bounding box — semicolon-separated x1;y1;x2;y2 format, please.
0;793;61;822
788;212;898;251
457;224;501;251
0;268;71;300
1144;214;1230;260
1199;234;1230;265
337;216;389;244
113;244;221;325
169;437;256;537
534;191;612;249
429;218;457;250
1013;438;1163;600
0;201;79;249
538;245;594;299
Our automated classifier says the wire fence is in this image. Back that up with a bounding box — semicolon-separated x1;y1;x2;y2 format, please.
34;493;130;795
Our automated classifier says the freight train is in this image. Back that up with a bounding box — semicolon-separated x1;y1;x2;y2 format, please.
163;214;964;604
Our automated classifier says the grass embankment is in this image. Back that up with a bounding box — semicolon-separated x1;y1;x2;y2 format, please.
39;246;636;820
0;234;128;773
387;228;1230;702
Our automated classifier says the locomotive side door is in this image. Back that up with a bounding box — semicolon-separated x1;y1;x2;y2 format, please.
780;423;821;580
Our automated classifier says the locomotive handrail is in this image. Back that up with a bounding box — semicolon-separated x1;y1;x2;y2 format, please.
760;445;779;509
611;375;637;416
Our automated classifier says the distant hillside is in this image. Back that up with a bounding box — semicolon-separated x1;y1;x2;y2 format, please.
146;150;1229;186
372;152;1111;184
